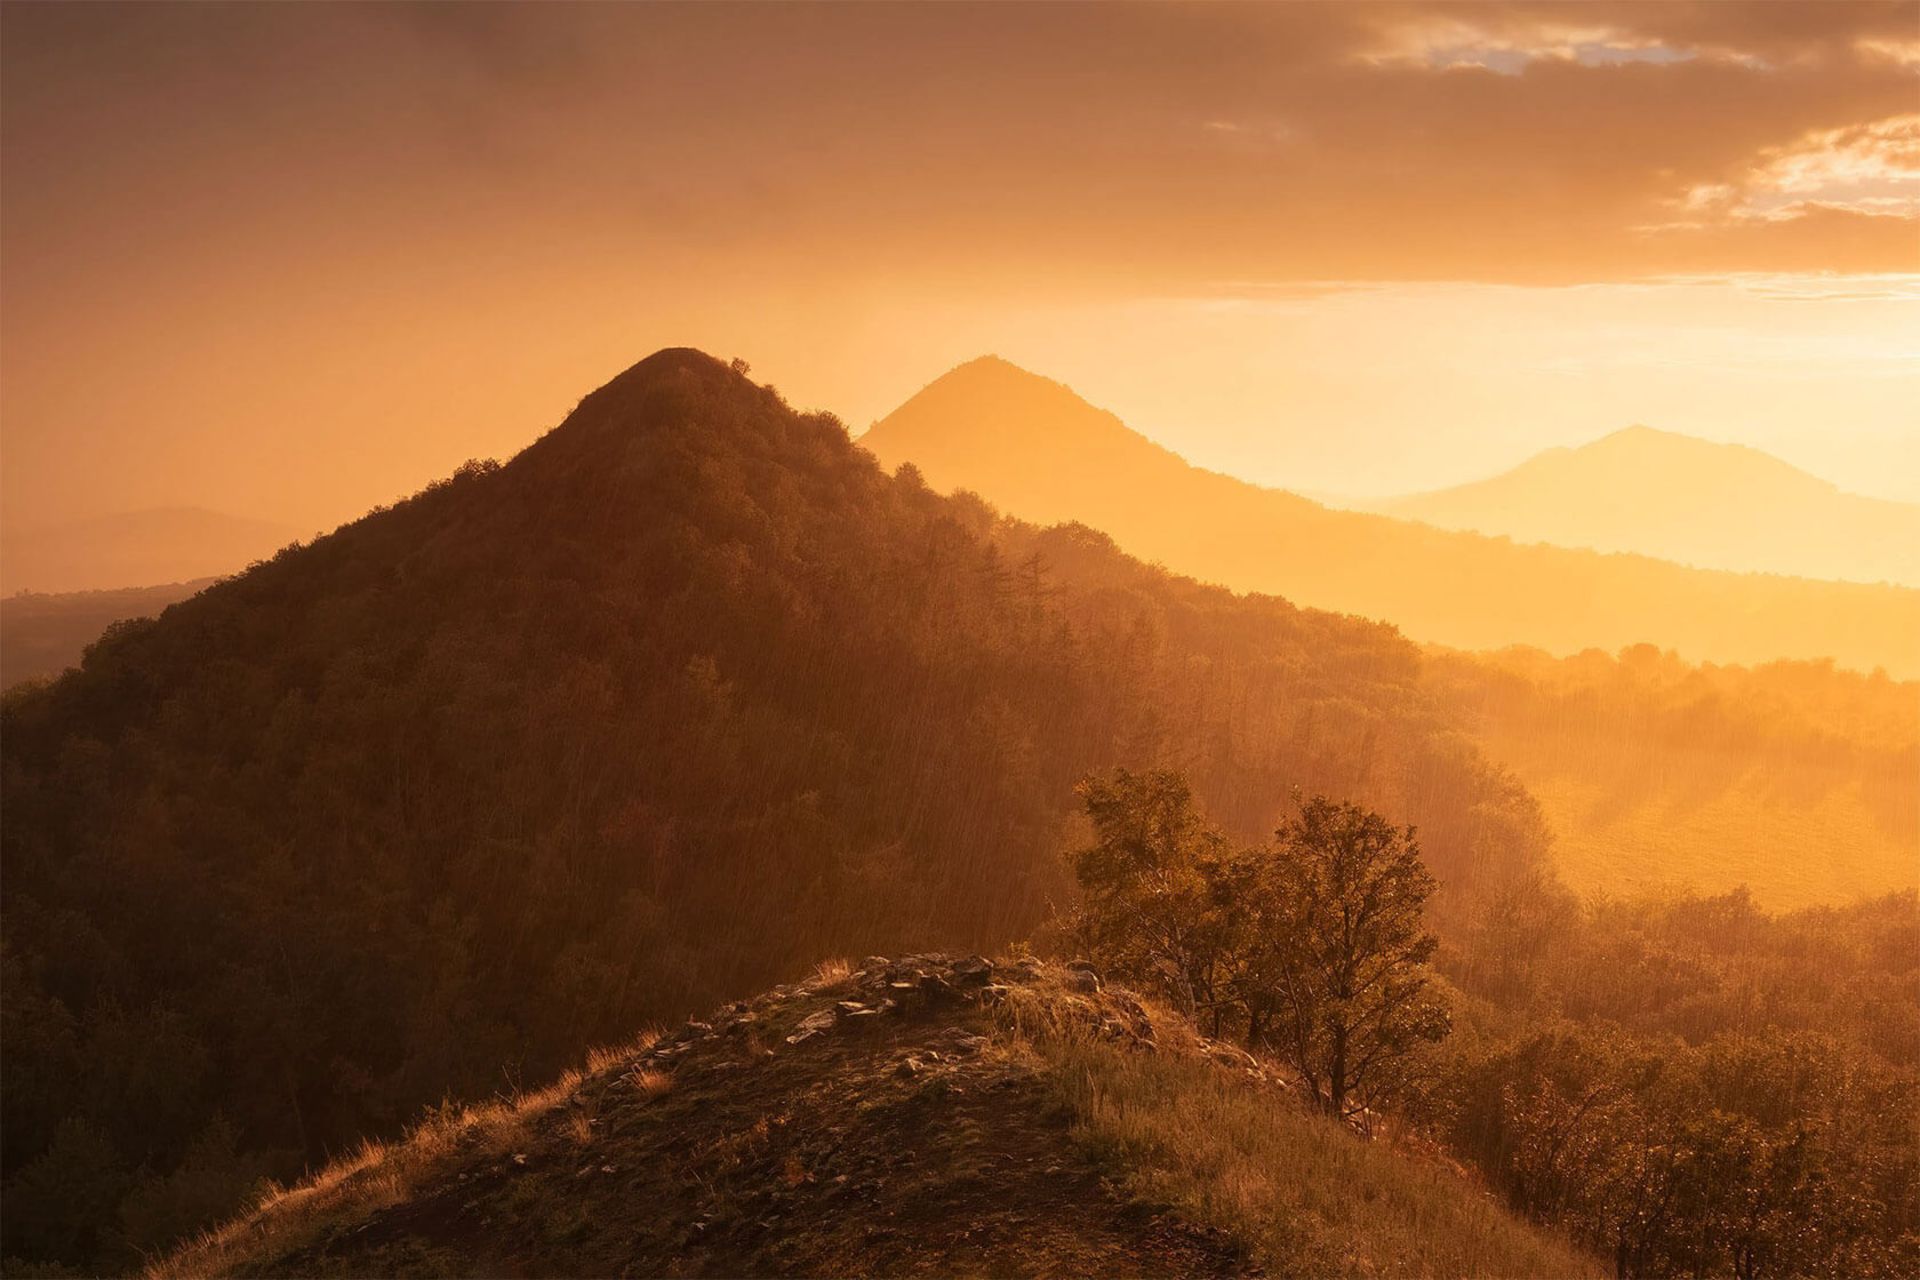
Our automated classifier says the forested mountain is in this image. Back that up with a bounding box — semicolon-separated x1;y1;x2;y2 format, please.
1;580;210;688
1363;426;1920;587
859;359;1920;677
0;350;1554;1270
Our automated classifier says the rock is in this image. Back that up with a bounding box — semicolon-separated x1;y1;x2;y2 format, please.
894;1055;925;1079
860;955;890;971
1205;1042;1257;1069
938;1029;989;1056
1064;969;1101;994
952;955;994;985
919;972;956;1000
785;1008;838;1045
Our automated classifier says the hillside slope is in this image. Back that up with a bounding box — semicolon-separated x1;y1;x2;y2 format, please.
158;956;1597;1280
1367;426;1920;587
859;359;1920;676
1;349;1557;1272
1;579;211;688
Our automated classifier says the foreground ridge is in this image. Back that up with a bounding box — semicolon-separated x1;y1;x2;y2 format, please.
157;956;1596;1280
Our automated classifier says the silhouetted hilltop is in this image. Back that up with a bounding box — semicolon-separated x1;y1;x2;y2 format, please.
0;348;1554;1272
155;956;1597;1279
1364;425;1920;586
861;361;1920;676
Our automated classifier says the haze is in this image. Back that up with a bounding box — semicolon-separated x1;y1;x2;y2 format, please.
5;8;1920;1277
3;1;1918;553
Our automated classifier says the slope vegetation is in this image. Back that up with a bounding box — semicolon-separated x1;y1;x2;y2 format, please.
1368;426;1920;587
859;358;1920;676
157;957;1597;1280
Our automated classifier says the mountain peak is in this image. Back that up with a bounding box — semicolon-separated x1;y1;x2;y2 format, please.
1377;424;1917;584
531;347;779;461
581;346;745;406
1596;423;1683;445
1582;424;1794;471
919;354;1081;405
866;357;1147;454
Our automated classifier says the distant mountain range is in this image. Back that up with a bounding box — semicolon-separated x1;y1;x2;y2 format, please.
0;506;300;595
859;358;1920;677
1351;425;1920;587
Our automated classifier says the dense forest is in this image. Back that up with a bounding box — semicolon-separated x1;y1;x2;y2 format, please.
3;351;1913;1275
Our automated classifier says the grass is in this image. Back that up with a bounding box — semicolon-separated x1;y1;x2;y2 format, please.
1032;1031;1603;1280
145;1028;660;1280
808;956;854;986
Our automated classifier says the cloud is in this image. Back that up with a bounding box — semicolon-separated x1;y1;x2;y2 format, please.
1661;114;1920;226
4;0;1918;293
1353;15;1708;74
1856;35;1920;68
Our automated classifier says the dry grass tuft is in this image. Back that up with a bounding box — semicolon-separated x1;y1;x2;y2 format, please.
587;1031;656;1076
629;1067;674;1099
808;956;853;987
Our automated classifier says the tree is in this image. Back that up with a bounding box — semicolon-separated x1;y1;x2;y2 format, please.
1249;795;1450;1119
1068;769;1239;1034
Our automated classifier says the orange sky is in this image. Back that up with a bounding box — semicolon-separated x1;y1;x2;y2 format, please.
3;2;1916;535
